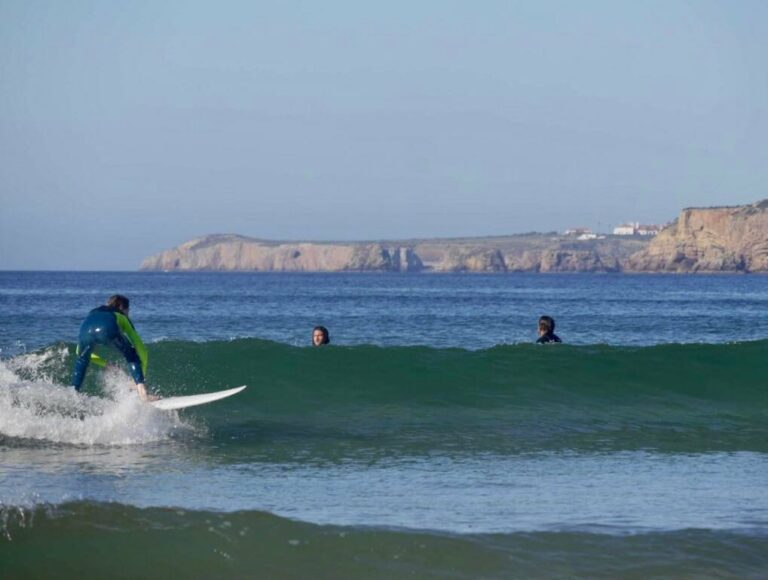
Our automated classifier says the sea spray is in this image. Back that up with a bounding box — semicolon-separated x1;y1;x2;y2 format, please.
0;358;196;446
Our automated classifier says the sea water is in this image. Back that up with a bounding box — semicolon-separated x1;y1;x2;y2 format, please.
1;272;767;578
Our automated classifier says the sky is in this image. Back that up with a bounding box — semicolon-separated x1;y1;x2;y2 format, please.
1;0;766;270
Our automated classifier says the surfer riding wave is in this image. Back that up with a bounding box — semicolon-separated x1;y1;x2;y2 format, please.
71;295;159;402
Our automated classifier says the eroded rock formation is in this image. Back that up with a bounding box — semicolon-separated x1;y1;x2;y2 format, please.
141;234;641;273
626;201;768;273
140;201;768;273
140;235;424;272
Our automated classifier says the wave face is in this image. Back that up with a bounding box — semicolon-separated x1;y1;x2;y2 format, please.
2;502;767;580
3;339;766;454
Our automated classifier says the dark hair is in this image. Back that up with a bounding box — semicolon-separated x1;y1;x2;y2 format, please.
538;315;555;333
106;294;130;314
312;325;330;345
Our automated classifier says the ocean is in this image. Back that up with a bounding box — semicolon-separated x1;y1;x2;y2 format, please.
1;272;767;578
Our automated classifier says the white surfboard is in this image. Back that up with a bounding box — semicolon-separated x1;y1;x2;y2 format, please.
150;385;247;411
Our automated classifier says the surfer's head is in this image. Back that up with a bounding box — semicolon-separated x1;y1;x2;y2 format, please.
538;315;555;336
312;326;330;346
106;294;130;316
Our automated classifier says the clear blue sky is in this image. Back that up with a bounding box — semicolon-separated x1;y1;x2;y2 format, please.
1;0;766;270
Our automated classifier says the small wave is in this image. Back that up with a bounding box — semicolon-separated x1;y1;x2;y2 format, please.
2;501;767;578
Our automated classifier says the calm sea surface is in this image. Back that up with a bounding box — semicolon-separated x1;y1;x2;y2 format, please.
2;271;768;352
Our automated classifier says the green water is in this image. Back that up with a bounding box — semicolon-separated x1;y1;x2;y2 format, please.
3;502;767;579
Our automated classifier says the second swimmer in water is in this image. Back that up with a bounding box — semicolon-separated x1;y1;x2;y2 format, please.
312;326;330;347
536;315;562;344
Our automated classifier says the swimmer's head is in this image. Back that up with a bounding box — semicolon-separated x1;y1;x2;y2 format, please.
106;294;130;315
312;325;330;346
538;315;555;335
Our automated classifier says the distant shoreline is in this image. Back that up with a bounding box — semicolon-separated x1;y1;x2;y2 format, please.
138;232;646;274
140;201;768;274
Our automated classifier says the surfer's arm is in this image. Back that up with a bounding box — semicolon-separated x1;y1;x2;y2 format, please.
115;312;149;377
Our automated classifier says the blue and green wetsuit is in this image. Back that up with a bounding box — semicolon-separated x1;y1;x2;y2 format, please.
71;305;148;391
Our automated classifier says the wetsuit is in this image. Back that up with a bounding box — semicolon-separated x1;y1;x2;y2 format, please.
71;305;148;390
536;332;561;344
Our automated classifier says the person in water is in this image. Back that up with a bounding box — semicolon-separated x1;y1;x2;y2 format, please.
71;294;156;401
536;315;562;344
312;325;330;347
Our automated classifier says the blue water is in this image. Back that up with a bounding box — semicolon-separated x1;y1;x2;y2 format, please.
2;271;767;355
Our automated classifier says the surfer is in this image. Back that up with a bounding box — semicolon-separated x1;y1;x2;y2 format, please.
536;315;562;344
312;325;330;346
71;295;157;401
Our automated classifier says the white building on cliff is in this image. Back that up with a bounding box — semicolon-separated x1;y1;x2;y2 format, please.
613;222;661;236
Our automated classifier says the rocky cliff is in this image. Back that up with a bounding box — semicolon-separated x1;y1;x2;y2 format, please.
140;234;644;273
626;200;768;273
140;235;424;272
140;201;768;273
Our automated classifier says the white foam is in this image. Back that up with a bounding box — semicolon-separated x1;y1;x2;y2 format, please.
0;356;193;446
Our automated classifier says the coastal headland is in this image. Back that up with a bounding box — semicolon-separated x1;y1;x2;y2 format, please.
141;200;768;273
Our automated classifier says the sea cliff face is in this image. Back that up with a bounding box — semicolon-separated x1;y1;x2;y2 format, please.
626;200;768;273
140;234;644;273
140;235;424;272
140;201;768;273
